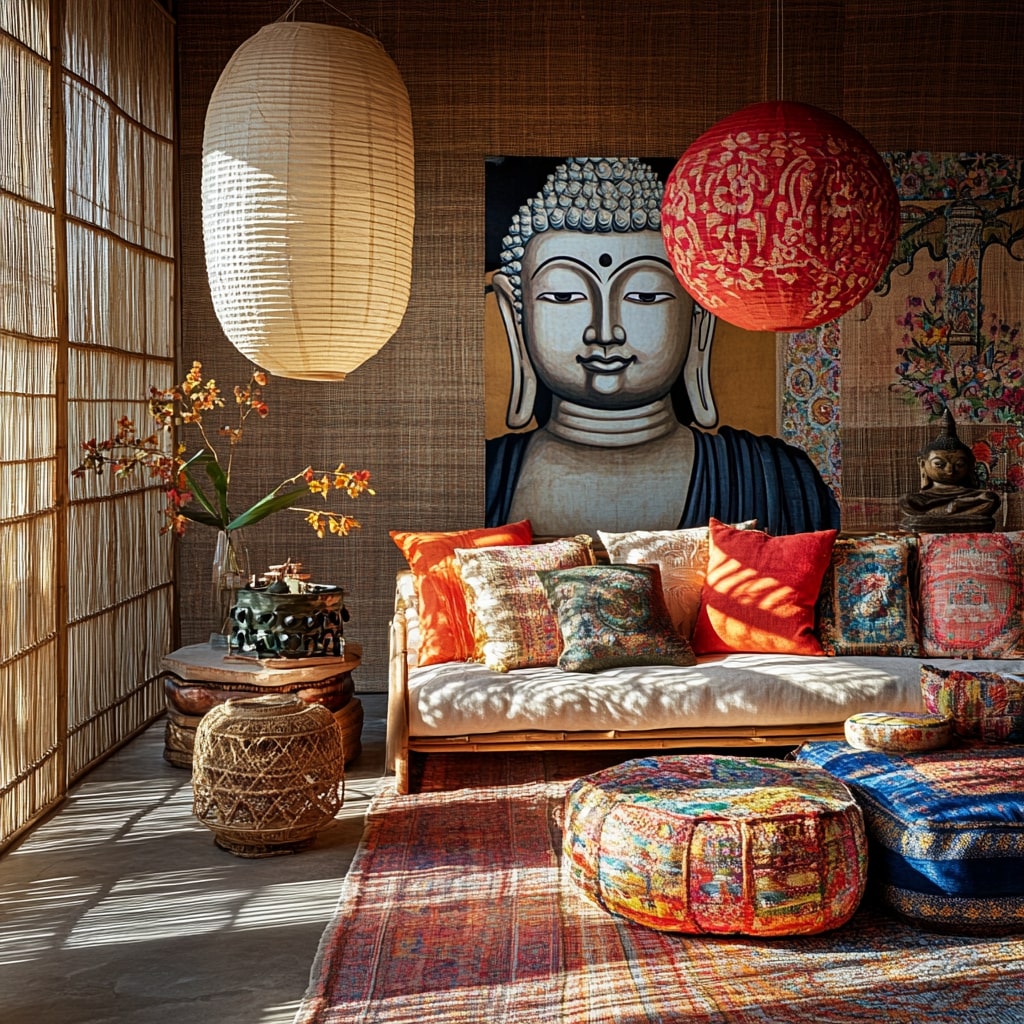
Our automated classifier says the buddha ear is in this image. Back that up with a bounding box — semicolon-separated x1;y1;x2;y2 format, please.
918;455;931;489
492;272;537;430
684;304;718;428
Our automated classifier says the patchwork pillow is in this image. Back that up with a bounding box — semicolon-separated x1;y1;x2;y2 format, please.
917;532;1024;658
390;520;533;666
454;536;595;672
537;563;697;673
598;521;755;639
691;518;837;656
920;664;1024;743
816;534;920;656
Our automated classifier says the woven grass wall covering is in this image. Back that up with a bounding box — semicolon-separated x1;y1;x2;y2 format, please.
175;0;1024;690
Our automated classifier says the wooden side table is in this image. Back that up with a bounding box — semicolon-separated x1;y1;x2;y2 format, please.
161;641;363;769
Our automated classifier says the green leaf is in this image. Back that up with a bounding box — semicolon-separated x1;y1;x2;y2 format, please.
226;485;310;532
199;451;231;523
179;505;225;530
181;450;229;528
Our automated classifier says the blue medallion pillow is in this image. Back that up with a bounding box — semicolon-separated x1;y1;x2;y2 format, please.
815;533;920;656
537;563;696;673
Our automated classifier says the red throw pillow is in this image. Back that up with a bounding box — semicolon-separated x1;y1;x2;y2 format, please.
692;518;837;655
391;520;533;666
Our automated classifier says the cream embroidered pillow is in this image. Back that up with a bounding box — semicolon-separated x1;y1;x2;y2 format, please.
599;521;755;639
454;536;595;672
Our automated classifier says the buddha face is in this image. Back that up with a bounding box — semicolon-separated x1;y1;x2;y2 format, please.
518;229;692;409
920;447;973;486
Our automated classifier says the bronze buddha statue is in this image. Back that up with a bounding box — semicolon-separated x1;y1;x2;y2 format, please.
898;409;1001;532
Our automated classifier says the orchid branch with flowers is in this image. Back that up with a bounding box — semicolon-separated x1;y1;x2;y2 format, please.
73;361;374;539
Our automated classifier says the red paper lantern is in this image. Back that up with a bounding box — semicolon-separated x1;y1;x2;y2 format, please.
661;101;899;332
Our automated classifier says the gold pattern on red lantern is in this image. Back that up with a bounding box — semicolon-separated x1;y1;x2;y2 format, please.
661;102;899;332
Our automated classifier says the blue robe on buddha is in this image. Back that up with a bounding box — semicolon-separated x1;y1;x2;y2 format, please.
485;425;840;536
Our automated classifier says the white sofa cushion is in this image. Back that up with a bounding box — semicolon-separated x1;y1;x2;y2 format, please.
406;653;962;737
395;567;1024;740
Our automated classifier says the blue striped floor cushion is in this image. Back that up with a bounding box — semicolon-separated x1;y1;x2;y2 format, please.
794;741;1024;933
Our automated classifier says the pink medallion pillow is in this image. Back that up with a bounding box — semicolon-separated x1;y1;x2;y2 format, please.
598;521;755;640
390;520;534;666
691;518;837;656
454;536;595;672
917;532;1024;658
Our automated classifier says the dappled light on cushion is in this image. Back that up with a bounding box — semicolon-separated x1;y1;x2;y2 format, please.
390;520;533;666
692;518;837;655
598;521;756;640
407;653;928;737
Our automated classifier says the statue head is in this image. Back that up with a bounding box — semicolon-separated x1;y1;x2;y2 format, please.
491;157;718;431
917;408;980;488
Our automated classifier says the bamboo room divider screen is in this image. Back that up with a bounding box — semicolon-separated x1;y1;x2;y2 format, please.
1;0;176;851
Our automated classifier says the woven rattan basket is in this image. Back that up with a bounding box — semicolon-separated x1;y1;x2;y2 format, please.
192;693;345;857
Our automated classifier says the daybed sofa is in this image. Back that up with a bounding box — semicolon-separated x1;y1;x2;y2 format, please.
386;522;1024;793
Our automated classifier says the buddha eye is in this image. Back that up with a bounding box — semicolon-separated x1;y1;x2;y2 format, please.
536;291;586;304
624;291;674;304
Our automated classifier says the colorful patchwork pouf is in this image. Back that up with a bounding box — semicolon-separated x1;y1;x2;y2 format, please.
920;664;1024;743
563;754;867;936
844;711;952;753
794;741;1024;933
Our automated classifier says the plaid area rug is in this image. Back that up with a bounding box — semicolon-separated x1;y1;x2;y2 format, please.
294;753;1024;1024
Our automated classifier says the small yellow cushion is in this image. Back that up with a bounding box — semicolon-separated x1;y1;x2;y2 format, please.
844;711;952;753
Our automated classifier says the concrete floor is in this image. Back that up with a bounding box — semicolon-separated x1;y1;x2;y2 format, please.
0;692;390;1024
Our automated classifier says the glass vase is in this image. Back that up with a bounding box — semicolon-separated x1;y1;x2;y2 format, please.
211;530;249;647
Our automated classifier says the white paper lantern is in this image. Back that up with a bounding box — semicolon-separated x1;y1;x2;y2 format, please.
202;22;414;381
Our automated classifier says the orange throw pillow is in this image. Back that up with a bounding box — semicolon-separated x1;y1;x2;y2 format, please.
691;518;837;656
391;521;533;666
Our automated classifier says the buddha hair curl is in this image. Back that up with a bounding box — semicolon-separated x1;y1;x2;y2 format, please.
497;157;664;319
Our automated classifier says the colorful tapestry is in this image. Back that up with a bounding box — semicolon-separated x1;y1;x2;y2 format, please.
781;152;1024;533
295;753;1024;1024
779;319;842;496
795;742;1024;933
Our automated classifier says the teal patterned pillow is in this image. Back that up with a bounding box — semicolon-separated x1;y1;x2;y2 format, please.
538;564;696;673
816;534;920;656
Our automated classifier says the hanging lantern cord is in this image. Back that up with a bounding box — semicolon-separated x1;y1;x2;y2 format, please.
276;0;382;45
775;0;785;102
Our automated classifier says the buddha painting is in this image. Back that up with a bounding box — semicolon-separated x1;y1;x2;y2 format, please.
898;409;1001;532
485;156;840;537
